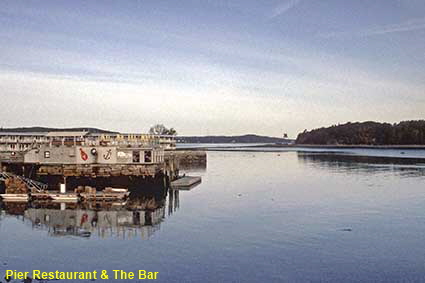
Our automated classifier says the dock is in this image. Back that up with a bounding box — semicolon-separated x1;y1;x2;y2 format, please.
0;193;29;202
0;184;130;203
170;176;201;189
0;130;207;198
50;193;79;203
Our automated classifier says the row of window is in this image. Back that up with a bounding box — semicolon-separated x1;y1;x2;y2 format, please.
5;144;30;150
0;137;47;142
132;151;152;163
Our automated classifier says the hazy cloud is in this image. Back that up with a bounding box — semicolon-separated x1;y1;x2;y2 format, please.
320;17;425;38
270;0;301;18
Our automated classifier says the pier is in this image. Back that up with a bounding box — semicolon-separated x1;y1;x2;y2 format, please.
0;130;205;198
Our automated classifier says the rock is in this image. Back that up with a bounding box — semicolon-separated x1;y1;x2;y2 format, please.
339;228;352;232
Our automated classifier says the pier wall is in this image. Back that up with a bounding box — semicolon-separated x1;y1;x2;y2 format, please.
165;150;207;170
0;150;206;192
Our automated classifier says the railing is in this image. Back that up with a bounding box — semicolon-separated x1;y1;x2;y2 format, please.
0;135;176;151
0;172;48;192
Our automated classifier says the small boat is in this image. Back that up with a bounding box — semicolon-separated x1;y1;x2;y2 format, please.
50;193;79;203
103;187;128;193
30;192;53;200
111;201;127;206
80;191;129;201
50;227;91;238
80;187;129;202
0;194;29;202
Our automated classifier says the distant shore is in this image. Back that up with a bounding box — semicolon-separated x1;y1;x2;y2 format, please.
259;144;425;149
176;143;425;150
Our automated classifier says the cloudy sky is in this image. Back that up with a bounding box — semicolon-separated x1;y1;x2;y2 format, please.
1;0;424;137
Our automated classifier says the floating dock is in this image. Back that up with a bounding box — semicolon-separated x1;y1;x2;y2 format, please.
0;187;129;203
80;191;129;202
49;193;79;202
0;193;29;202
170;176;201;189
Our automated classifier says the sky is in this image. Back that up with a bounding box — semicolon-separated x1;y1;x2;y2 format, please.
0;0;424;137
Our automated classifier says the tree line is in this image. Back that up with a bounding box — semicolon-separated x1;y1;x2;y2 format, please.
296;120;425;145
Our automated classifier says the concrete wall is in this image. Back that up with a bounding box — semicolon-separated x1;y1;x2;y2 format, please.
25;145;75;164
24;145;164;165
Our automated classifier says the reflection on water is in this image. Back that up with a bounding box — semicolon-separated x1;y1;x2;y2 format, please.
297;152;425;178
178;162;207;172
208;145;425;158
0;187;182;240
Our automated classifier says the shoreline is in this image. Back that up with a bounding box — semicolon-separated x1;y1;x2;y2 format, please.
176;143;425;150
261;144;425;149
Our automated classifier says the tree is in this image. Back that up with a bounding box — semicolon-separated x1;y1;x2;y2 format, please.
149;124;167;135
149;124;178;135
167;128;177;135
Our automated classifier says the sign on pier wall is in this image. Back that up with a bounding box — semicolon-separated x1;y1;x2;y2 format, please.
75;147;117;164
97;147;117;163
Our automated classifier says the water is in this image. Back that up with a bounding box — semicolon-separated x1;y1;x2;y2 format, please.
176;143;270;149
187;144;425;159
2;150;425;282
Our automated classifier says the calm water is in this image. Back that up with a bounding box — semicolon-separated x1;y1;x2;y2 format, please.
2;150;425;282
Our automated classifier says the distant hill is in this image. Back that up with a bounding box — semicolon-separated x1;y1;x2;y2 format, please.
296;120;425;145
177;134;292;144
0;126;116;134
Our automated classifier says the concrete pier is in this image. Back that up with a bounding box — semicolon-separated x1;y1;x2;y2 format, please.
1;150;206;193
165;150;207;170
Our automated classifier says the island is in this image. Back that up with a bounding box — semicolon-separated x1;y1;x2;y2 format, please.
296;120;425;145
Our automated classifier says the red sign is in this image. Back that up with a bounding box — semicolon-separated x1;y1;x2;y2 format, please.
79;148;88;161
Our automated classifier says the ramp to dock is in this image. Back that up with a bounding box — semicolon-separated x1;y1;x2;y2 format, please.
0;172;48;192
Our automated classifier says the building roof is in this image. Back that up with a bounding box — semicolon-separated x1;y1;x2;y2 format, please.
46;131;88;137
0;132;48;136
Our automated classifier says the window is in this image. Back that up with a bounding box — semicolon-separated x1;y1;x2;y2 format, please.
44;151;50;158
144;150;152;163
132;151;140;163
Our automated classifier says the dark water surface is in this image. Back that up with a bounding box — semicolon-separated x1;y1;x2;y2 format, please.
2;151;425;282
